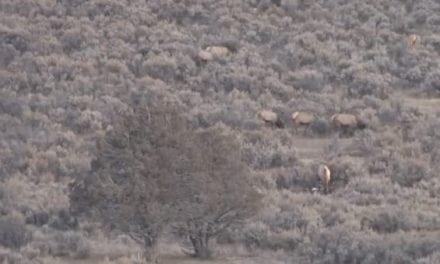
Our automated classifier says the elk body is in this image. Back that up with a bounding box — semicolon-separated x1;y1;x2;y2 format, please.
197;50;213;61
197;46;230;62
206;46;230;57
318;164;331;194
408;34;420;48
291;111;316;135
258;110;284;128
331;113;366;136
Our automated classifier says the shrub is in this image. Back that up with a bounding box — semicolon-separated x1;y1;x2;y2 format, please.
25;210;49;227
141;54;178;82
387;157;431;187
48;231;90;259
0;32;28;53
289;69;324;92
239;222;269;251
240;130;297;170
49;209;78;231
422;70;440;95
0;44;17;67
0;219;31;249
275;165;317;190
60;28;84;53
0;250;29;264
310;117;331;136
365;209;411;233
327;158;364;190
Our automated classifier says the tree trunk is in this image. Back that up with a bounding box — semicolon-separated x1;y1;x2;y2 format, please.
144;244;159;263
189;231;211;259
143;232;159;263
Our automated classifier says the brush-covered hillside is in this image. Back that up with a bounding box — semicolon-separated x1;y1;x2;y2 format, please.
1;0;440;263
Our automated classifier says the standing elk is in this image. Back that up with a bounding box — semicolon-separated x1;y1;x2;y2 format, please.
291;111;316;135
330;113;366;136
318;164;331;194
408;34;420;48
258;110;284;129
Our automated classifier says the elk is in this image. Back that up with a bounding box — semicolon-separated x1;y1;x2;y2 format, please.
206;46;230;57
330;113;366;136
197;46;230;63
258;110;284;129
318;164;331;194
197;50;213;61
408;34;420;48
291;111;316;135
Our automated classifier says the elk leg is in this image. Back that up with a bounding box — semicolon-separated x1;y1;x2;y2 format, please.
303;125;310;136
293;125;298;134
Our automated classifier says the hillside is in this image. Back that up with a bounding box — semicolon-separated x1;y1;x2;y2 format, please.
0;0;440;263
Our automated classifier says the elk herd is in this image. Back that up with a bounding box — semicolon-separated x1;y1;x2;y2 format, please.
258;109;368;195
258;109;367;137
200;33;421;195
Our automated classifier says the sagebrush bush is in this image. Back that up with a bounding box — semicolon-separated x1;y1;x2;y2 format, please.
275;165;317;191
1;0;440;262
289;69;324;92
49;209;78;231
240;130;297;170
60;28;84;53
48;231;90;259
365;209;411;233
0;31;28;53
387;157;431;187
0;218;30;249
0;249;30;264
309;118;331;136
25;210;49;227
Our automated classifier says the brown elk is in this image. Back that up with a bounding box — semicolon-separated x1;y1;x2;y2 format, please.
331;113;366;136
197;46;230;62
197;50;213;61
318;164;331;194
407;34;420;48
291;111;316;135
206;46;230;57
258;110;284;128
